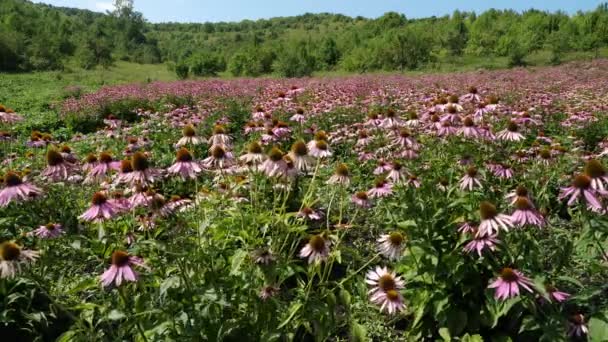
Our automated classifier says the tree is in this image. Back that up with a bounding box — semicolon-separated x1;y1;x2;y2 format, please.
445;11;469;56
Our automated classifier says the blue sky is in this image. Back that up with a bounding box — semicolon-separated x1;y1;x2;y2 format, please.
34;0;605;23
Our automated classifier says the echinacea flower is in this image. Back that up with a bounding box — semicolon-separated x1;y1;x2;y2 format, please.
239;141;266;166
584;159;608;191
459;167;482;191
251;248;275;265
288;141;313;172
327;163;351;185
42;149;76;181
86;152;121;183
0;242;39;278
559;174;604;212
496;122;525;142
464;232;499;257
259;285;280;300
351;191;371;208
459;116;482;138
299;235;330;264
0;171;42;207
209;125;232;148
203;145;235;170
261;147;287;178
511;196;545;227
387;161;407;184
478;201;513;236
488;267;534;300
544;284;570;303
176;124;206;147
30;223;64;239
377;232;406;260
100;250;147;287
567;314;588;338
368;178;393;198
365;266;406;314
297;206;322;220
308;140;332;158
79;192;121;222
125;152;162;186
167;148;202;180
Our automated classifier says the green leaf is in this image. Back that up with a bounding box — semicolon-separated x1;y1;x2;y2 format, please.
439;327;451;341
461;334;484;342
229;249;248;276
350;321;368;342
589;317;608;342
397;220;417;228
278;302;302;329
56;331;77;342
107;309;126;321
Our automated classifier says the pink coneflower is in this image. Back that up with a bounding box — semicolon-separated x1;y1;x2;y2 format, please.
30;223;64;239
327;163;351;185
59;145;78;164
297;206;322;220
406;175;421;188
0;107;23;123
129;186;153;208
393;128;418;149
405;112;420;127
308;139;332;158
496;122;525;142
260;147;287;178
299;235;330;264
100;250;147;287
125;152;161;186
458;221;477;234
0;171;42;207
0;242;39;278
488;267;534;300
459;167;482;191
356;130;372;147
103;114;121;129
567;314;588;338
544;284;570;303
436;177;450;192
441;105;461;122
380;108;403;128
203;145;234;170
86;152;121;183
251;248;275;265
377;232;406;260
488;163;514;179
387;161;407;184
559;174;604;212
82;153;98;173
365;266;406;314
368;178;393;198
239;141;266;166
537;149;553;165
167;148;202;180
459;116;482;138
464;232;499;257
460;86;482;103
259;285;279;300
511;196;545;227
584;159;608;191
176;124;206;147
42;149;75;181
288;141;313;172
373;160;392;175
437;121;457;137
208;125;232;148
108;191;131;212
79;192;120;222
352;191;371;208
290;108;306;123
478;201;513;236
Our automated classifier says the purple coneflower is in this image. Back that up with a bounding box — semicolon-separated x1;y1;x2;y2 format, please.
544;284;570;303
464;232;499;257
488;163;514;179
377;232;405;260
239;141;266;166
356;130;372;147
368;178;393;198
393;128;418;148
203;145;234;170
459;116;481;138
459;167;482;191
478;201;513;236
297;206;322;220
79;192;120;222
261;147;287;178
252;248;275;265
387;161;407;184
86;152;121;183
460;86;482;103
208;125;232;148
42;149;75;181
584;159;608;191
568;314;588;338
176;124;205;147
373;160;392;175
0;171;42;207
101;250;147;287
365;266;406;314
327;163;351;185
125;152;161;186
288;141;313;172
167;148;202;180
351;191;371;208
559;174;604;212
511;196;545;227
299;234;330;264
308;139;332;158
82;153;98;173
0;242;39;278
488;267;534;300
496;122;525;142
406;175;421;188
30;223;64;239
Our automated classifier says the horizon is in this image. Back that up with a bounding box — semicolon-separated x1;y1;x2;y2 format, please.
32;0;605;23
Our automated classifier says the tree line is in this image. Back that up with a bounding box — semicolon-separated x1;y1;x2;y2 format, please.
1;0;608;77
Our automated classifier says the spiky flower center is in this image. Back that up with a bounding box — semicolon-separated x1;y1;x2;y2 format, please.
182;125;196;137
314;131;328;141
545;284;556;292
301;207;313;215
248;142;263;154
61;146;71;153
516;185;528;197
463;117;475;127
573;174;591;189
0;242;21;261
213;125;226;135
399;129;410;138
151;195;166;210
355;191;368;200
131;152;149;171
375;178;387;188
120;159;133;173
315;140;328;151
336;163;349;176
378;274;396;291
487;95;499;105
91;192;108;205
480;201;498;220
431;115;440;122
358;130;368;139
45;223;57;230
409;112;418;120
446;105;457;114
176;148;193;162
539;149;551;159
99;152;113;164
392;162;402;171
309;235;325;252
296;108;304;115
386;289;400;301
291;141;308;156
86;154;98;164
385;108;396;118
571;314;585;324
500;268;519;282
466;167;478;177
584;159;606;178
4;171;22;186
111;250;130;267
268;147;284;161
46;149;64;166
507;122;519;132
388;232;404;246
468;86;478;94
514;197;533;210
449;95;459;103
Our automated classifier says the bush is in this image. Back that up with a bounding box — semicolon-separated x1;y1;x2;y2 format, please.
273;41;316;78
190;53;223;77
175;62;190;79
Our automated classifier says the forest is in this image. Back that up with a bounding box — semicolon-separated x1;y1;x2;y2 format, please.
1;0;608;77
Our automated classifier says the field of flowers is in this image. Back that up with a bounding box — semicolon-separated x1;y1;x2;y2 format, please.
1;60;608;341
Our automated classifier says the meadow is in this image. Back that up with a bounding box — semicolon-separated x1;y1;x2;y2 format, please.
1;59;608;341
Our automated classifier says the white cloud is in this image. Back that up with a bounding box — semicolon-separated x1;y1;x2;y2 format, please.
95;2;114;12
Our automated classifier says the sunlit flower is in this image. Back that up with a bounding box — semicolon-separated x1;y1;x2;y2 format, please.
251;248;275;265
511;196;545;227
496;122;525;142
299;234;330;264
288;141;313;172
351;191;371;208
488;267;534;300
0;171;42;207
259;285;280;300
327;163;351;185
584;159;608;191
365;266;406;314
79;192;121;222
208;125;232;148
100;250;147;287
559;174;604;212
30;223;64;239
387;161;407;184
459;167;482;191
544;284;570;303
42;149;76;181
308;139;332;158
464;232;499;257
297;206;322;220
239;141;266;165
167;148;202;180
176;124;206;146
478;201;513;236
368;178;393;198
125;152;162;186
0;242;38;278
377;232;405;260
86;152;121;183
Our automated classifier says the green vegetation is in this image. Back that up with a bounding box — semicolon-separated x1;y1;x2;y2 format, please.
2;0;608;77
